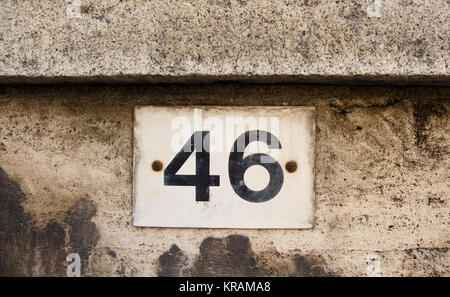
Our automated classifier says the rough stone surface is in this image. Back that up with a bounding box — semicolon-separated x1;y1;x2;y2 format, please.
0;0;449;84
0;84;448;276
0;166;99;276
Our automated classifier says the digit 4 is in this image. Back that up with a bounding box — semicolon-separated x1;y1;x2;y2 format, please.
164;131;220;202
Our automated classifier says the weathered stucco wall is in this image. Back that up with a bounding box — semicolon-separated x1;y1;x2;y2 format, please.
0;0;448;84
0;84;448;276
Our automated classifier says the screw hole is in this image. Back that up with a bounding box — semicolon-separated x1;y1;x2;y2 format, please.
285;161;297;173
151;160;163;172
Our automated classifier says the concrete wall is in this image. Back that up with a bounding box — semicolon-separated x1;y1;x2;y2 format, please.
0;84;448;276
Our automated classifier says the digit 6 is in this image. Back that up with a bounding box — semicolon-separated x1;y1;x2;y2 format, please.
228;130;284;203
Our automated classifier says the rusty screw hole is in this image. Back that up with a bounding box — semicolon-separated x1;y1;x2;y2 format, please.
285;161;297;173
151;160;163;172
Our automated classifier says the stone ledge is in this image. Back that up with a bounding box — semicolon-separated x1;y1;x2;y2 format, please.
0;74;448;86
0;0;448;85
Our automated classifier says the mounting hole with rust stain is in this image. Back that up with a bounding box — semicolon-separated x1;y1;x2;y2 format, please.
285;161;297;173
152;160;163;172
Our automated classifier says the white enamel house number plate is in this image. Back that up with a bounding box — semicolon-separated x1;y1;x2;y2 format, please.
133;106;315;229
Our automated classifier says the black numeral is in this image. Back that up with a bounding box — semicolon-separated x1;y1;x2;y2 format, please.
228;130;284;203
164;131;220;201
164;130;284;203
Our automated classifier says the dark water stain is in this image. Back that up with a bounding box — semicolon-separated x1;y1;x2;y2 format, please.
64;198;100;275
158;244;189;277
291;254;335;277
0;166;99;276
192;235;259;277
158;235;337;277
38;219;66;276
0;167;36;276
413;99;447;160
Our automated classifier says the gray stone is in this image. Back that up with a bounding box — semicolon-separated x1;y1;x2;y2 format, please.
0;0;448;84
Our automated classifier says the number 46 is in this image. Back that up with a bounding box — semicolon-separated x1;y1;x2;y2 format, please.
164;130;284;203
